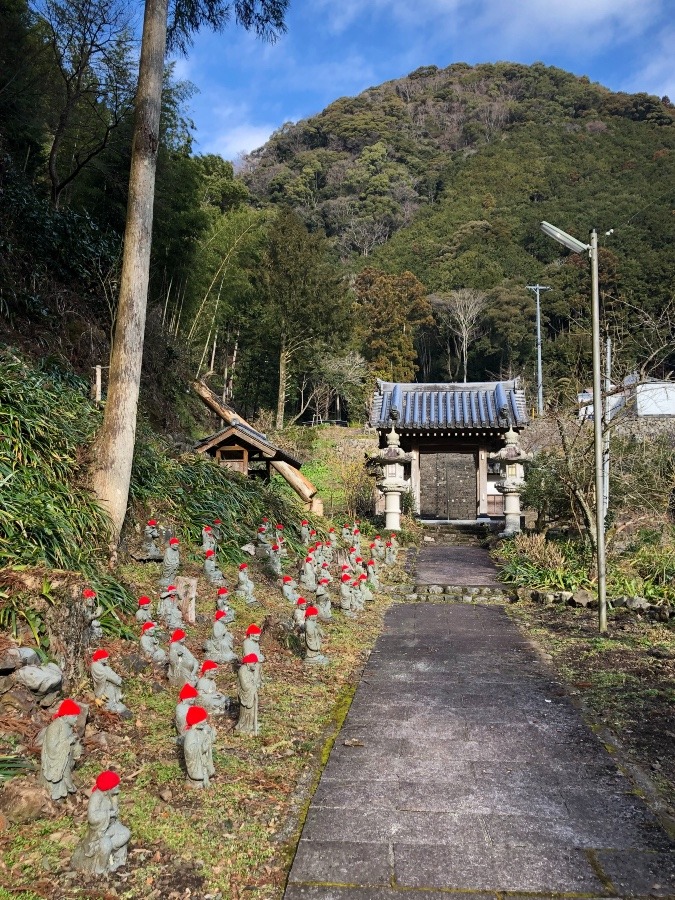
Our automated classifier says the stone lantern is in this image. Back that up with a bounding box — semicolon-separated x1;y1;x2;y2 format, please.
367;408;413;531
489;427;532;537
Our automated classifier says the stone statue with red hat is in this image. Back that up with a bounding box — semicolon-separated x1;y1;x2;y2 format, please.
235;654;260;735
82;587;103;641
267;541;283;576
40;699;84;801
175;682;199;734
196;660;230;713
242;623;265;662
282;574;299;605
300;555;317;593
135;595;153;624
293;597;307;632
367;559;380;591
304;606;328;665
183;705;216;788
159;536;180;588
158;584;183;630
71;770;130;874
340;574;355;618
168;629;199;688
203;611;236;664
203;548;226;586
235;562;257;605
90;651;130;717
139;622;167;666
316;578;332;622
385;540;397;566
143;518;163;560
300;519;310;545
201;524;216;554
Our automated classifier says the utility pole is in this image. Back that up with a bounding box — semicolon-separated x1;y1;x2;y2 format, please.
526;284;551;416
603;336;612;523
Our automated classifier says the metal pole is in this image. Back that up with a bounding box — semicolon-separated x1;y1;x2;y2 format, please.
527;285;550;417
590;230;607;633
603;336;611;523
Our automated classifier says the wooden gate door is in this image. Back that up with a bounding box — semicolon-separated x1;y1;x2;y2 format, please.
419;452;477;519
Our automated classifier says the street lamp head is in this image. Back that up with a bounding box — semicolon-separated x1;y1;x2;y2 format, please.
540;221;590;254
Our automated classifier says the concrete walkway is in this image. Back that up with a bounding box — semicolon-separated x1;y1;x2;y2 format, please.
285;601;675;899
415;544;501;586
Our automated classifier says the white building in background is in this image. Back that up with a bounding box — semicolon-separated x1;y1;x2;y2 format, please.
578;375;675;421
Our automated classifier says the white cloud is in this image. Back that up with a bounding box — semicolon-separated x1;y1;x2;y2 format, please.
621;26;675;100
201;122;277;160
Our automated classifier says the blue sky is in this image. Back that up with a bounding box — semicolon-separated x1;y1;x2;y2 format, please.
170;0;675;162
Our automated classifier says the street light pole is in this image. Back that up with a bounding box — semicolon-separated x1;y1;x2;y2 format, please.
527;284;550;416
540;222;607;634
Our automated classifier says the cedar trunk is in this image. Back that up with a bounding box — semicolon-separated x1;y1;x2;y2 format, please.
91;0;169;542
276;342;289;430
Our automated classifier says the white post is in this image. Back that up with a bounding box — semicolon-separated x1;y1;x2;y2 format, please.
590;230;607;633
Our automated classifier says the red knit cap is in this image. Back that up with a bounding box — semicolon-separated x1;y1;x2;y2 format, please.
354;528;360;534
53;698;80;719
242;653;258;665
82;588;97;599
217;587;228;595
386;541;392;546
368;559;375;566
147;519;157;526
179;683;199;701
272;543;280;551
359;573;367;580
310;529;316;536
205;549;215;558
349;547;356;553
301;520;308;525
215;610;226;620
167;585;177;593
283;575;293;582
329;527;335;532
370;542;376;549
276;523;284;529
321;562;329;568
213;519;222;525
341;574;351;582
262;517;269;522
201;660;218;673
138;595;151;606
239;562;248;570
185;706;208;728
355;557;363;564
203;525;212;532
170;629;186;643
305;605;318;617
258;526;266;532
246;624;261;635
296;597;306;605
305;557;313;563
319;578;329;584
169;537;179;545
376;535;381;539
95;770;120;792
141;621;156;632
91;649;108;661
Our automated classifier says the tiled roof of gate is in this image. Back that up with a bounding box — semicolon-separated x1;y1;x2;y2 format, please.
371;379;528;430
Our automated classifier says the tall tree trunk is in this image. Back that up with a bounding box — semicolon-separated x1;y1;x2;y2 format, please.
91;0;168;543
276;340;289;429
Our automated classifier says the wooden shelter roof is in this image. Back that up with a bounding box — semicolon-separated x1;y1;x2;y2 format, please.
194;420;302;468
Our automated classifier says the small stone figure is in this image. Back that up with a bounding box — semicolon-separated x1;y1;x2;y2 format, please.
235;562;257;605
159;537;180;589
389;532;399;553
71;770;130;875
312;540;324;567
367;559;380;590
274;523;287;555
323;539;334;564
14;661;63;705
256;525;271;549
354;555;364;574
300;519;310;545
158;584;183;630
212;519;222;546
243;623;265;662
352;527;361;552
304;606;328;665
168;629;199;688
196;660;230;713
320;561;332;583
139;622;167;666
40;699;83;801
267;542;282;576
143;518;163;560
204;549;226;586
203;611;236;664
385;540;396;566
235;653;260;736
215;587;235;621
183;706;216;789
90;650;130;717
316;578;332;622
341;524;352;542
293;596;308;632
340;574;355;618
373;535;385;563
341;563;352;578
202;525;216;553
358;573;373;604
300;556;317;593
348;546;358;568
135;595;153;624
83;588;103;642
351;578;365;612
175;682;199;733
282;575;299;605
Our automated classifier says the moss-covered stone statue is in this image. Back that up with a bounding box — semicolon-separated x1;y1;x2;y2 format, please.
215;587;235;622
201;524;216;553
385;540;397;566
196;660;230;713
143;518;163;560
203;610;236;664
235;653;260;736
340;574;355;618
183;705;216;789
40;699;84;801
300;556;317;593
203;549;226;586
304;605;328;665
175;682;199;734
235;562;257;605
70;770;130;875
367;559;380;590
90;650;130;717
300;519;310;545
139;622;167;666
158;584;183;630
135;595;153;624
316;578;333;622
168;629;199;688
242;623;265;662
159;536;180;588
282;575;299;605
293;596;307;632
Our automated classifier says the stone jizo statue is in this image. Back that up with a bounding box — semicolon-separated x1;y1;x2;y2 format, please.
140;622;167;666
235;563;257;605
175;682;199;734
196;660;230;713
320;562;332;582
135;595;152;623
204;549;226;586
293;597;307;632
243;623;264;662
341;524;352;542
348;547;358;568
143;519;163;560
282;575;298;605
215;587;234;621
267;542;282;576
340;574;354;618
83;588;103;642
203;611;236;664
304;606;328;665
158;584;183;630
385;540;396;566
201;525;216;553
168;629;199;688
373;535;385;562
40;699;83;801
367;559;380;590
300;556;317;593
324;536;335;564
159;537;180;588
257;524;270;547
235;654;260;736
352;527;361;552
300;520;310;545
183;706;216;789
359;573;373;604
351;578;364;612
71;770;130;875
90;650;130;717
316;578;332;621
212;518;222;546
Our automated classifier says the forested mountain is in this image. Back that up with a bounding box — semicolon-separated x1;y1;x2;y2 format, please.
243;62;675;385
